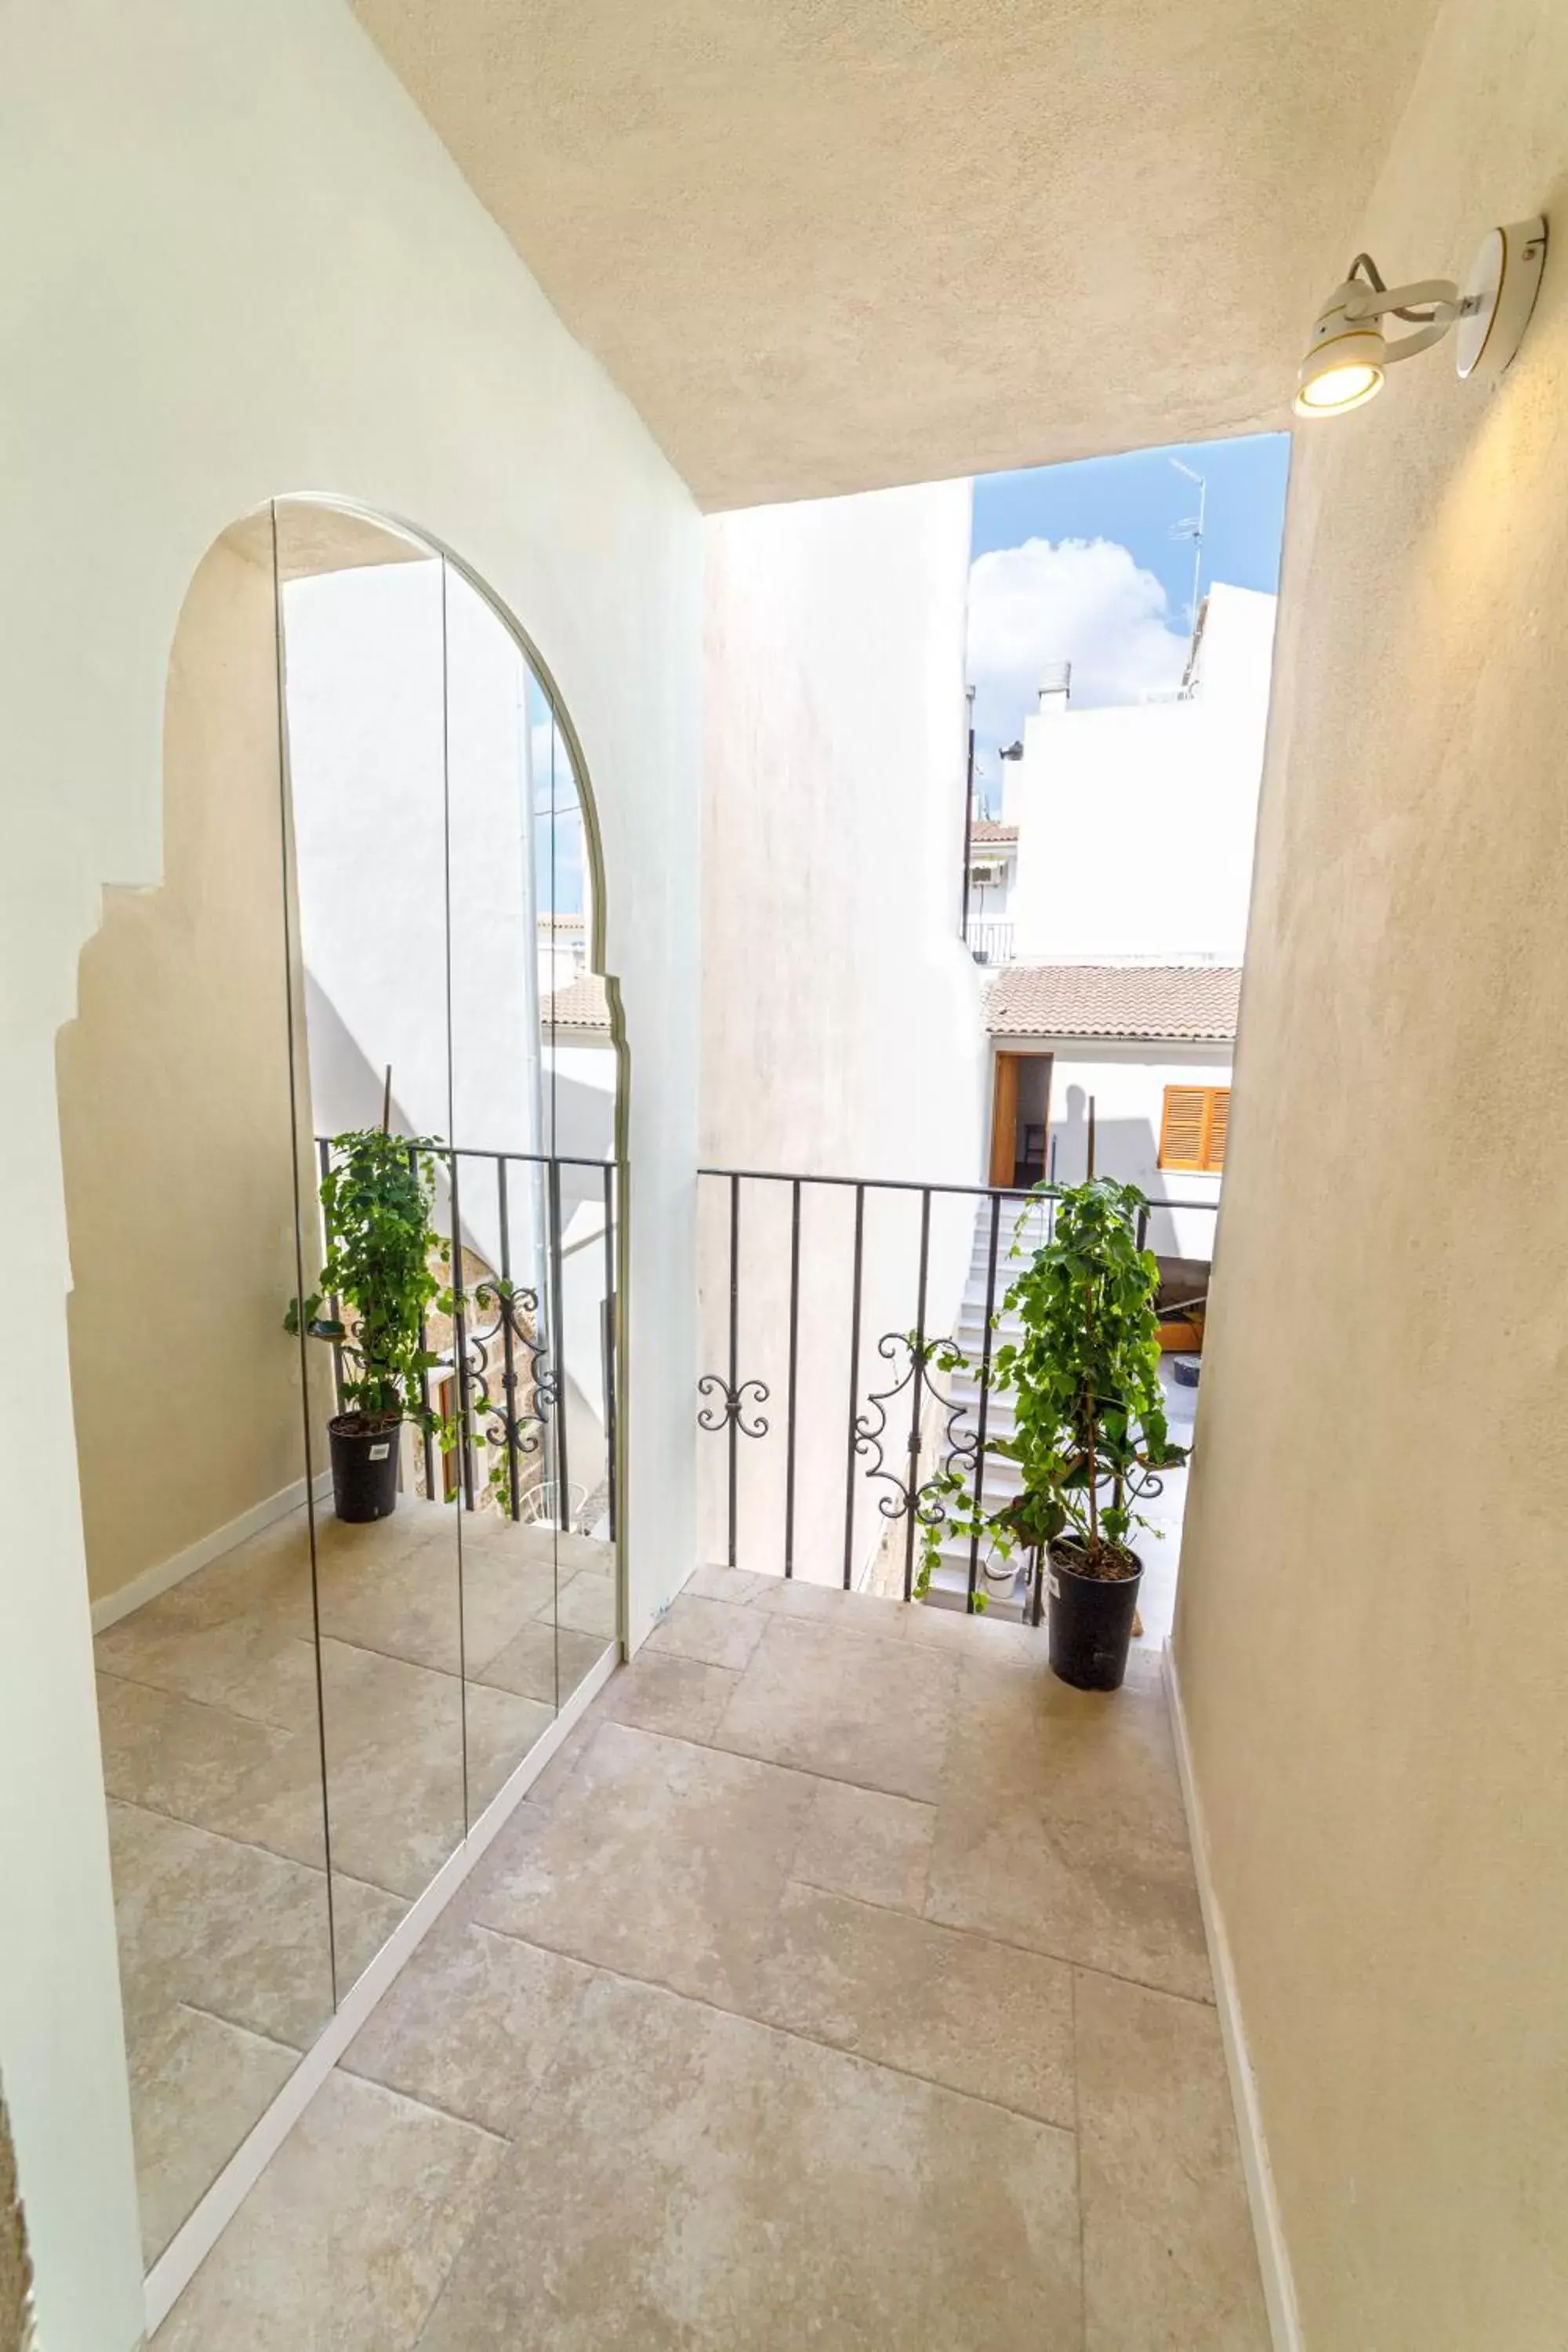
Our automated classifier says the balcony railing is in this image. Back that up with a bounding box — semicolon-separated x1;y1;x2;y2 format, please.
315;1138;619;1539
965;918;1014;964
697;1166;1218;1616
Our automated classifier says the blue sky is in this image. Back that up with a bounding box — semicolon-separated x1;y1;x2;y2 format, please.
529;676;586;916
967;432;1290;808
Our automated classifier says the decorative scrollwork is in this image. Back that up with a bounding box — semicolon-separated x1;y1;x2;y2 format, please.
697;1373;770;1439
853;1333;975;1528
462;1279;557;1474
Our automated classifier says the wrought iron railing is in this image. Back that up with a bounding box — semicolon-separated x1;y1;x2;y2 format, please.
698;1166;1218;1613
315;1138;619;1539
965;918;1014;964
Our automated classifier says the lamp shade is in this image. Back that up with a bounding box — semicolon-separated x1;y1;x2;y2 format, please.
1295;282;1385;417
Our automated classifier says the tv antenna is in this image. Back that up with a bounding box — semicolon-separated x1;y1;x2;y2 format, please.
1170;456;1207;677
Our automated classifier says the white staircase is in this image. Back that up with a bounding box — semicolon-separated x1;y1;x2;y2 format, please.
922;1196;1054;1616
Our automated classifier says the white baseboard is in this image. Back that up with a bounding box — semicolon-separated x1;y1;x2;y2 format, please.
143;1637;618;2335
90;1471;335;1634
1163;1643;1303;2352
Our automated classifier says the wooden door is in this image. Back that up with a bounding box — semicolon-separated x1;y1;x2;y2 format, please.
989;1052;1021;1187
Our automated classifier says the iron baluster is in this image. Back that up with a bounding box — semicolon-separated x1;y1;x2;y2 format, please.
967;1189;1003;1612
403;1142;436;1501
784;1177;800;1579
448;1149;476;1512
601;1161;617;1543
318;1136;346;1415
841;1181;866;1589
695;1171;770;1567
495;1156;521;1519
902;1189;932;1602
548;1155;570;1531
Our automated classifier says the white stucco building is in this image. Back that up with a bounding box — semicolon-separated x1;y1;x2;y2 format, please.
1004;582;1277;964
983;963;1238;1261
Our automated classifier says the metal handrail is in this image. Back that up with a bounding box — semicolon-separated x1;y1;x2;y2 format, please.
698;1163;1220;1210
697;1165;1218;1612
314;1134;618;1539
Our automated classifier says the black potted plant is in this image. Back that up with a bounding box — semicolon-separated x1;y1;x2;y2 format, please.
285;1127;452;1523
927;1176;1185;1690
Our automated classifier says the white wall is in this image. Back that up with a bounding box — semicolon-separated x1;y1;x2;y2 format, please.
700;482;985;1583
285;552;555;1279
1008;585;1277;962
994;1039;1231;1258
288;557;541;1149
0;5;700;2343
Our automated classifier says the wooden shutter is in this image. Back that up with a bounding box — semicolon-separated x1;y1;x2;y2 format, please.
1159;1086;1208;1171
1160;1084;1230;1172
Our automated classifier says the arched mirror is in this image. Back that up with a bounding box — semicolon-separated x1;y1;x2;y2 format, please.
61;495;622;2283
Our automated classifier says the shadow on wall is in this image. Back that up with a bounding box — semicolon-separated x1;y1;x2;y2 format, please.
1050;1088;1215;1263
1053;1087;1161;1189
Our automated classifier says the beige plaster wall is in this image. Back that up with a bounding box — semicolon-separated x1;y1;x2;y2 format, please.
56;539;318;1607
1174;0;1568;2340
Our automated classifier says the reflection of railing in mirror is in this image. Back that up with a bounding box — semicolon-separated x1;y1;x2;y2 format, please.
315;1138;618;1541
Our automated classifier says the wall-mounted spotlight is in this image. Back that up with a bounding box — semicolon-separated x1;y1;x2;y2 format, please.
1294;216;1548;418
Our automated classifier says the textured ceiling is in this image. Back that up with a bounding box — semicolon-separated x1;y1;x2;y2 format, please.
351;0;1439;509
221;503;430;580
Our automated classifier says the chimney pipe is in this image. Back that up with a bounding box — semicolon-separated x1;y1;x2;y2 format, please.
1038;660;1072;713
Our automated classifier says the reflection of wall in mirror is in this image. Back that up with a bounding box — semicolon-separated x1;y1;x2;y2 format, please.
284;557;550;1277
57;538;330;1608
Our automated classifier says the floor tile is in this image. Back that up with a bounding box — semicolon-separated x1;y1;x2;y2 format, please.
332;1873;411;1997
129;2005;299;2266
96;1671;327;1870
1075;1969;1269;2350
684;1563;775;1605
415;1971;1083;2352
600;1650;740;1742
550;1566;617;1638
757;1882;1075;2125
107;1802;337;2051
924;1660;1211;2000
644;1592;768;1671
901;1599;1042;1664
463;1720;815;2010
342;1915;595;2136
152;2070;504;2350
750;1575;911;1641
711;1614;958;1802
147;1510;316;1635
474;1617;606;1706
96;1605;322;1733
461;1680;557;1817
318;1641;466;1898
314;1542;470;1679
789;1776;935;1912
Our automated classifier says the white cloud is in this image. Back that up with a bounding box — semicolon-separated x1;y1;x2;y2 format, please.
966;537;1189;757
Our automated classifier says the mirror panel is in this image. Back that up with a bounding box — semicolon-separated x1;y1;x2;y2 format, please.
62;524;335;2265
276;511;466;1945
442;570;569;1804
531;688;620;1678
64;497;621;2282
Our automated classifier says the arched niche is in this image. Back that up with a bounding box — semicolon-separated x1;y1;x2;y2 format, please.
59;493;625;2296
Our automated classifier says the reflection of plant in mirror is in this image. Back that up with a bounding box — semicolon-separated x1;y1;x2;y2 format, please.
918;1177;1186;1594
285;1129;454;1439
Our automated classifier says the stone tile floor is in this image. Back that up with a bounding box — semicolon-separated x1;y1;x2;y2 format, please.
94;1496;613;2266
153;1567;1268;2348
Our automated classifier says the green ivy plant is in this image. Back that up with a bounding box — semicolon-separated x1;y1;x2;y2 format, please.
285;1129;455;1440
920;1176;1186;1593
